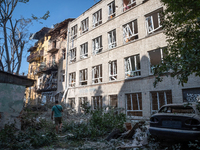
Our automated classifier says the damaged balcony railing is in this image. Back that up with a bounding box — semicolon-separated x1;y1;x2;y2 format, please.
35;61;58;74
27;49;44;62
48;40;59;53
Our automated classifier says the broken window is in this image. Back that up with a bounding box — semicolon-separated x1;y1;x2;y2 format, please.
71;24;77;40
108;1;116;19
69;72;76;87
62;49;66;60
69;48;76;63
145;9;162;35
123;0;136;12
68;98;75;109
80;42;88;59
109;60;117;81
92;36;103;55
92;64;102;84
126;93;142;116
81;17;89;34
79;97;88;111
125;54;141;78
93;9;102;28
123;20;138;43
79;69;87;86
109;95;118;108
52;54;56;65
52;40;56;48
108;29;117;49
148;48;166;74
92;96;102;109
151;90;172;114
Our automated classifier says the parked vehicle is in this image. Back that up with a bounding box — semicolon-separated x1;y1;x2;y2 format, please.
149;103;200;141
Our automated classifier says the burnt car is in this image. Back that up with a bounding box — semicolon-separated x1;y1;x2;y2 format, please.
149;103;200;141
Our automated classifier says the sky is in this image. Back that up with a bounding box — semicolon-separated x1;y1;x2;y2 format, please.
13;0;101;75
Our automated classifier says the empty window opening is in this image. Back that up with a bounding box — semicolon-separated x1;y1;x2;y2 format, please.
69;48;76;63
81;18;89;34
62;74;65;82
126;93;142;116
93;9;102;28
109;95;118;108
80;42;88;59
52;40;56;48
108;29;117;49
125;54;141;78
79;69;88;86
68;98;75;109
69;72;76;87
92;64;102;84
79;97;88;112
62;49;66;60
93;36;103;55
123;20;138;43
151;90;172;114
109;60;117;81
145;9;162;35
108;1;116;19
123;0;136;12
71;24;77;40
52;54;56;65
92;96;102;109
148;48;166;74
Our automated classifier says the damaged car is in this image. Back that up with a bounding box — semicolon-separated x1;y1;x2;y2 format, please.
149;103;200;141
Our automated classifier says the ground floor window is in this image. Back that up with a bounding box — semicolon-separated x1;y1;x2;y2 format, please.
182;88;200;102
79;97;88;111
126;93;142;116
92;96;102;109
150;90;172;114
68;98;75;109
109;95;118;108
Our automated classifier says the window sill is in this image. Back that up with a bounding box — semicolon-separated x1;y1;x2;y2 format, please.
125;76;142;80
145;30;163;38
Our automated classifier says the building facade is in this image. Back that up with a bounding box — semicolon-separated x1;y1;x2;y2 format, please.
65;0;200;118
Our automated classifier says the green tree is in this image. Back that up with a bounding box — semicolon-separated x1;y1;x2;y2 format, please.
153;0;200;87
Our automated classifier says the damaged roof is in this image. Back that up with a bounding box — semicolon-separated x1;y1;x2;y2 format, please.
30;27;51;40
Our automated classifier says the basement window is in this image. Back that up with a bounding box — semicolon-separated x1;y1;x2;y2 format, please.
69;48;76;63
68;98;75;109
80;42;88;59
92;96;102;109
123;0;136;12
145;9;162;35
109;95;118;108
81;17;89;34
93;9;102;28
92;64;102;84
108;1;116;20
126;93;142;116
125;54;141;78
69;72;76;87
148;48;166;74
108;29;117;49
123;20;138;43
109;60;117;81
151;90;172;114
79;68;88;86
71;24;77;40
92;36;103;55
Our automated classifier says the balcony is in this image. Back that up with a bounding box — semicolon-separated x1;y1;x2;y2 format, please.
27;49;44;62
48;41;59;53
36;79;58;93
35;61;58;75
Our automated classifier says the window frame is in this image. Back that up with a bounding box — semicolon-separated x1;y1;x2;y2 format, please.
92;9;102;28
71;24;78;40
69;72;76;87
81;17;89;34
109;95;118;108
68;98;75;109
108;29;117;49
123;0;136;12
92;64;102;84
109;60;117;81
69;48;76;63
123;20;138;43
92;96;102;109
108;1;116;19
79;68;88;86
80;42;88;59
92;36;103;55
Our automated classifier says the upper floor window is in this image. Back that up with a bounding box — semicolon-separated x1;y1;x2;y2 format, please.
69;72;76;87
109;60;117;81
92;36;103;55
62;49;66;60
125;54;141;78
69;48;76;63
145;9;162;35
148;48;166;74
108;29;117;49
79;68;88;86
92;9;102;28
80;42;88;59
81;18;89;34
71;24;77;40
108;1;115;20
92;64;102;84
123;20;138;43
123;0;136;12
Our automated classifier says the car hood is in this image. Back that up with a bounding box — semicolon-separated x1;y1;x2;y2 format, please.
152;113;198;119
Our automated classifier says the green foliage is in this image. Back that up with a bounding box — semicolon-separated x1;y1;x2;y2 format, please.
153;0;200;87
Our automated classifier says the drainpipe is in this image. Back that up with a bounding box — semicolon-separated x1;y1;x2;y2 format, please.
62;26;70;103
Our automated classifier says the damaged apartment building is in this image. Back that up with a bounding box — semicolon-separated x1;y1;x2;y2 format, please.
26;19;74;104
65;0;200;118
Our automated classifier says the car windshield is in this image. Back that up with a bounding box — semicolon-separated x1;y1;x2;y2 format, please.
159;106;195;114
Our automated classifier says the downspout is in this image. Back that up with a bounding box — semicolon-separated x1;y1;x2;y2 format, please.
62;25;70;103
